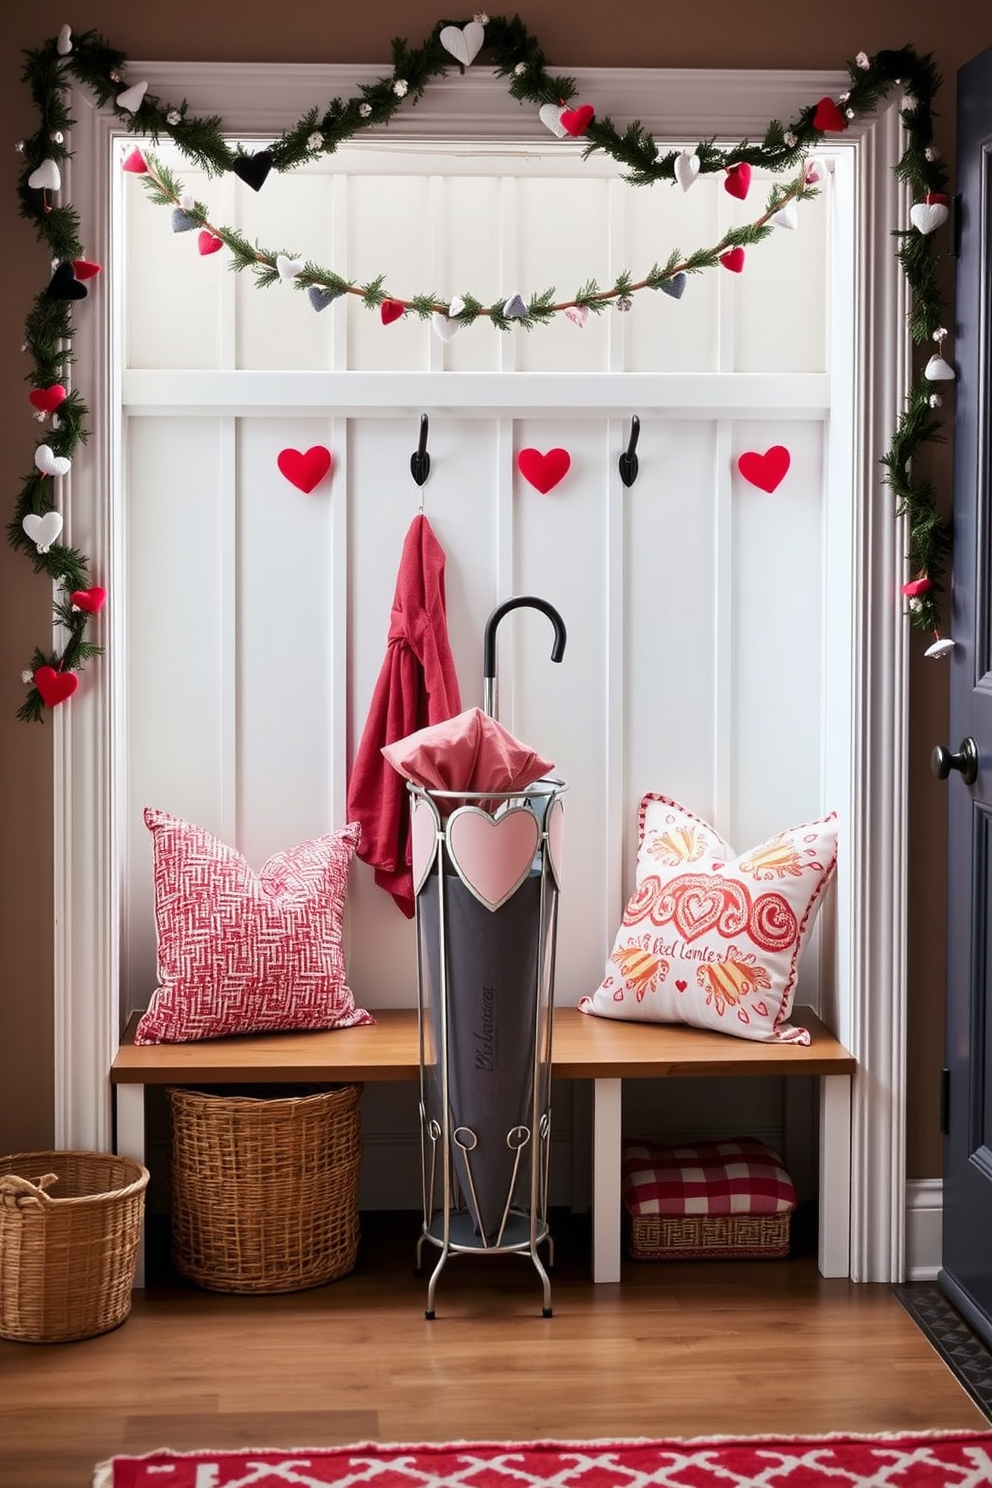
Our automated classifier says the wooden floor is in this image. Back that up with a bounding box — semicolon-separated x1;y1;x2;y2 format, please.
0;1211;986;1488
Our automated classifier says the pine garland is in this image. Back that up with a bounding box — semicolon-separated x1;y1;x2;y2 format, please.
11;19;954;719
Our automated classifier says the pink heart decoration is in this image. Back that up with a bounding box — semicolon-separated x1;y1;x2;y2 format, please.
546;796;564;889
29;385;67;414
34;666;78;707
737;445;791;493
720;247;746;273
380;299;405;325
72;259;102;281
446;806;540;911
902;576;932;598
410;794;439;897
70;587;107;614
198;231;223;256
517;447;571;493
753;1001;769;1017
560;104;594;137
277;446;333;493
121;148;148;174
724;163;751;200
812;97;847;132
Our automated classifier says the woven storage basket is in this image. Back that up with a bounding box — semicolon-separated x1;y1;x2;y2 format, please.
628;1211;792;1260
167;1083;362;1293
0;1150;149;1342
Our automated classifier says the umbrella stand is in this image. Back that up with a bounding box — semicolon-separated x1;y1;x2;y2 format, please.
412;778;565;1319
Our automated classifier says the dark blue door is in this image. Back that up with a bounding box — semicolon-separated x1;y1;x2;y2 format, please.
939;42;992;1344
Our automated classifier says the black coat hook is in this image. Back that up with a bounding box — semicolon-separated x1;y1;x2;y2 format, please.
410;413;431;487
618;415;640;488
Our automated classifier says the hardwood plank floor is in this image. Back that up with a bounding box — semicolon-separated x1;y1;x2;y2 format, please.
0;1211;986;1488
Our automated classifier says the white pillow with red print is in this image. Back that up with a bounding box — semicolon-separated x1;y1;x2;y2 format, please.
579;794;838;1044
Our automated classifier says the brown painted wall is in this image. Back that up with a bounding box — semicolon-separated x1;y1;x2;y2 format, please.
2;2;988;1170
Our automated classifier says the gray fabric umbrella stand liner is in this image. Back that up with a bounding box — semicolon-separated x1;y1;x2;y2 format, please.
412;779;564;1319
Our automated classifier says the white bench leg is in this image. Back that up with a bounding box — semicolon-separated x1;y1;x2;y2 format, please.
116;1084;147;1287
818;1072;851;1277
592;1077;622;1283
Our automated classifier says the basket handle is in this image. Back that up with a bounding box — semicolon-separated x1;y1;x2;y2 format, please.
0;1172;59;1208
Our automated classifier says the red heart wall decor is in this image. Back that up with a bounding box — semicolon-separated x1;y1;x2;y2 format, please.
70;586;107;614
277;446;333;493
813;96;847;132
720;247;746;273
560;104;595;137
28;385;67;414
517;447;571;493
724;163;751;200
737;445;791;493
34;666;78;707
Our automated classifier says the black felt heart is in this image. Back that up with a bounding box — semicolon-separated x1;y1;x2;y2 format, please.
46;261;88;301
232;150;273;192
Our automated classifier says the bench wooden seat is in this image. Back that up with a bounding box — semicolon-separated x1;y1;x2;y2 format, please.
112;1005;855;1284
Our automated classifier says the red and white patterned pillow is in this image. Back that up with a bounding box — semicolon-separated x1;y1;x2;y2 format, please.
579;794;838;1044
134;809;373;1044
622;1137;797;1218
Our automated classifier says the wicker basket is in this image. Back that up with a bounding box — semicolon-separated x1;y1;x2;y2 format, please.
628;1211;792;1260
0;1150;149;1342
167;1083;363;1294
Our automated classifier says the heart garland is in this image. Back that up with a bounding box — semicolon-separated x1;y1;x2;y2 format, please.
70;586;107;614
34;666;78;707
22;511;64;552
517;448;571;494
46;261;87;301
276;446;333;493
737;445;791;493
232;150;274;192
439;20;485;67
28;385;67;415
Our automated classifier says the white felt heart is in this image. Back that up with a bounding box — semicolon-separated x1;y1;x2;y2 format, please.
910;201;950;235
675;150;700;191
431;312;462;342
448;295;466;317
565;304;589;328
180;193;195;211
545;796;565;890
925;637;955;659
446;806;540;911
503;292;528;318
34;444;71;477
769;202;799;230
22;510;64;552
439;19;485;67
57;24;72;55
410;793;440;897
276;254;305;281
28;159;61;192
539;102;568;139
116;81;148;113
924;353;955;382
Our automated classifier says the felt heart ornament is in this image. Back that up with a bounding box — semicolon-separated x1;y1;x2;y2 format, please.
517;447;571;494
724;162;751;200
910;201;950;235
57;23;72;54
116;81;148;114
276;446;333;493
813;97;847;132
276;254;305;281
902;576;933;598
410;793;440;897
232;150;273;192
769;203;799;230
925;353;955;381
503;292;528;318
546;795;565;890
431;312;462;342
438;19;485;67
70;586;107;614
660;272;687;300
560;104;594;138
448;295;466;317
307;285;341;312
22;510;64;551
675;150;700;192
34;666;78;708
121;148;148;174
926;191;950;206
71;259;102;280
46;262;87;301
198;231;223;256
380;299;405;325
925;636;956;659
29;385;67;414
805;160;828;185
28;159;61;191
538;103;568;139
171;207;199;233
720;247;746;273
34;444;71;478
564;304;589;327
446;806;541;912
737;445;791;493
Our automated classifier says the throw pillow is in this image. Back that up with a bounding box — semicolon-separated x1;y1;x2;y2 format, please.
579;794;838;1044
134;809;373;1044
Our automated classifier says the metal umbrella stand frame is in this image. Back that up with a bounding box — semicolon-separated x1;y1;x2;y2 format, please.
412;775;565;1318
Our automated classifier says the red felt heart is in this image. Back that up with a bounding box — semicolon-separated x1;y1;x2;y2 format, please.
70;586;107;614
277;446;333;493
560;104;594;137
720;247;746;273
925;192;950;206
724;163;751;200
902;576;933;598
72;259;102;280
737;445;791;493
28;385;67;414
517;447;571;493
812;97;847;132
198;231;223;256
121;148;148;174
380;299;405;325
34;666;78;707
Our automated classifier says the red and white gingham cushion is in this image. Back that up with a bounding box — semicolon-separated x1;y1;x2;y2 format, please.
622;1137;796;1217
134;808;373;1044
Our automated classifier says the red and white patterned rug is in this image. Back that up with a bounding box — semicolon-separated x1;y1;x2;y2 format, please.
94;1432;992;1488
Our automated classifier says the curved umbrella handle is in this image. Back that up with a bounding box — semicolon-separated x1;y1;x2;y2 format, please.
482;596;567;718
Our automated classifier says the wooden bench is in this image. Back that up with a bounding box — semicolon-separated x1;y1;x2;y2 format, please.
112;1005;855;1285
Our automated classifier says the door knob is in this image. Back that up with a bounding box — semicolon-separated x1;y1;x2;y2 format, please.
931;736;979;785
